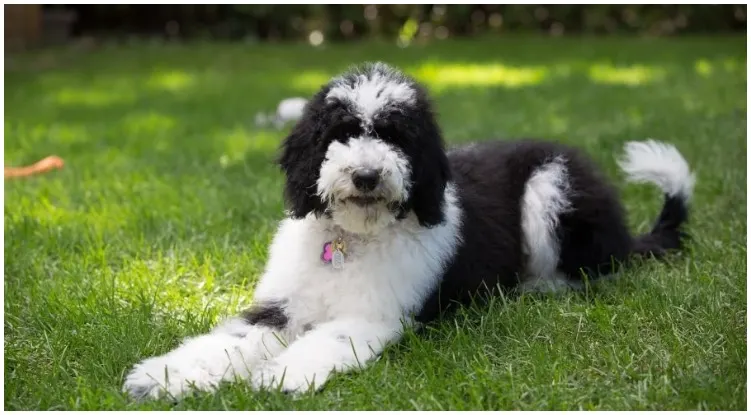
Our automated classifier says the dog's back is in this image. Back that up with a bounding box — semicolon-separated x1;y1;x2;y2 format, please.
416;138;693;322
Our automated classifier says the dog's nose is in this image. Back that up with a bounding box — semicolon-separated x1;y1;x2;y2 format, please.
352;169;380;192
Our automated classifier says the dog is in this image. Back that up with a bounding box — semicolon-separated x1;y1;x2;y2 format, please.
123;62;695;400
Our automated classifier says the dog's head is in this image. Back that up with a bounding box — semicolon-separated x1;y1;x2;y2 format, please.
278;62;451;234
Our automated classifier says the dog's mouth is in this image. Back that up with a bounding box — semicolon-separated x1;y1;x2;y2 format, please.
342;195;386;206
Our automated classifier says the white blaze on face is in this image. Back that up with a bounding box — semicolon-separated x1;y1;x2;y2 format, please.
326;63;416;124
317;136;411;234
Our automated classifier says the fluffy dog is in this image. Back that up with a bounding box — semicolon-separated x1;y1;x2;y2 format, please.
123;62;695;400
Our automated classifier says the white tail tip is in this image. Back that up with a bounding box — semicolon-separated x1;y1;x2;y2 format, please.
617;139;695;202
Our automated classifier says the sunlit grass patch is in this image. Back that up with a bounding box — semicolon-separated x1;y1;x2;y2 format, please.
291;71;332;93
146;70;195;92
588;63;665;86
414;62;549;90
50;85;139;107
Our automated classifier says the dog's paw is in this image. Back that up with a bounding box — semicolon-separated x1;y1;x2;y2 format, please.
251;363;328;395
123;331;261;401
123;355;222;401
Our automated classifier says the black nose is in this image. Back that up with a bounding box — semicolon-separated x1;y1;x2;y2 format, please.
352;169;380;192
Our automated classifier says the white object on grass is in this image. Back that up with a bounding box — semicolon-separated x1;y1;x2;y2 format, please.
255;97;309;129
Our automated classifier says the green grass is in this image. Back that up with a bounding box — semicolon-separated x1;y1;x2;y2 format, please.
4;36;747;410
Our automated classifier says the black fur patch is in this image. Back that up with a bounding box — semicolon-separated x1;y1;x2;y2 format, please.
416;138;691;322
240;301;289;330
631;194;690;258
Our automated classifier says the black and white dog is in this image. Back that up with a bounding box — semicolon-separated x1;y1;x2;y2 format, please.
124;62;695;400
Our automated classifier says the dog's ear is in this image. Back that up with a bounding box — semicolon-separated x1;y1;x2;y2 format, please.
404;110;452;227
277;110;328;219
409;142;451;227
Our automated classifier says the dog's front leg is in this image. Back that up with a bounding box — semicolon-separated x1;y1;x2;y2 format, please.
123;319;287;401
251;318;402;394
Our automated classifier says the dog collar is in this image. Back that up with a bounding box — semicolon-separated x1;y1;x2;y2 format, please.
322;236;346;269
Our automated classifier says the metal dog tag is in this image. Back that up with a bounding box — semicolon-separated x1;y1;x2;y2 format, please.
332;249;345;269
331;239;346;269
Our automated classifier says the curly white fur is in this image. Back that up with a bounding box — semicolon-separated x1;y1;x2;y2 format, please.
519;157;575;292
317;136;412;234
617;139;696;201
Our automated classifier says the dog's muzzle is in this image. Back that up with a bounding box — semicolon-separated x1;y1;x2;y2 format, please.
344;168;388;206
352;168;380;192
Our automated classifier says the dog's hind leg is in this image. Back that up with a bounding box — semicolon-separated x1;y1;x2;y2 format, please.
518;156;577;293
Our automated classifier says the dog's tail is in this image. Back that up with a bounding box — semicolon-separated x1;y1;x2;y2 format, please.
616;140;695;258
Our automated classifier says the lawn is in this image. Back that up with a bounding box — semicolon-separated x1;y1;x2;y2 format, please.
4;36;747;410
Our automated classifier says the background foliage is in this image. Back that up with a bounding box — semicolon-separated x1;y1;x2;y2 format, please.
58;5;747;44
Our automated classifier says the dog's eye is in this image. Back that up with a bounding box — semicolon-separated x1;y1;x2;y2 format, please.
324;116;363;143
373;118;401;141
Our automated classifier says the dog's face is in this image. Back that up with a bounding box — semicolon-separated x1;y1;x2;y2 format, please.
278;62;451;234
